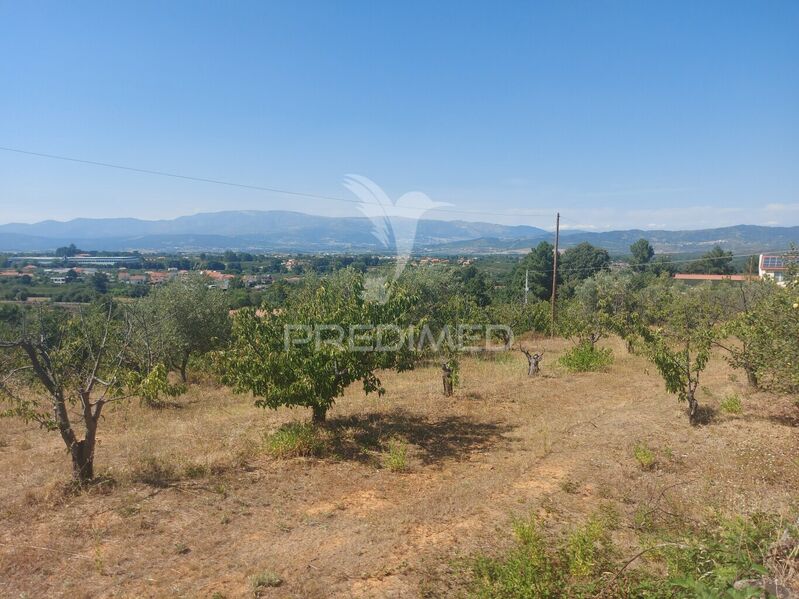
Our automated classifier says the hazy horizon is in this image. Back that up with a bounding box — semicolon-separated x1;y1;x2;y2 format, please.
3;207;799;235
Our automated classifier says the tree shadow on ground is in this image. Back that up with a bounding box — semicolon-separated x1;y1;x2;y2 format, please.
694;405;719;425
767;413;799;427
321;409;514;466
742;412;799;428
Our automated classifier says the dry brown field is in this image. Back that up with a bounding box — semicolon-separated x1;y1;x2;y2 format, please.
1;337;797;598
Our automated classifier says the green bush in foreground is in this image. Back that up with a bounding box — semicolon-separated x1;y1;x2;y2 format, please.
382;437;409;472
719;393;743;414
558;343;614;373
263;422;327;458
468;511;796;598
633;443;657;470
470;513;619;598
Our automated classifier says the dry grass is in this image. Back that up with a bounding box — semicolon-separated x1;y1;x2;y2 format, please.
0;336;797;598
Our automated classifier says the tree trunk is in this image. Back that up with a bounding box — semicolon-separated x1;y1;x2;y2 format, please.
443;375;453;396
179;354;189;383
527;355;541;376
70;438;94;483
745;365;758;388
589;333;599;351
311;405;327;424
687;393;699;426
442;364;454;397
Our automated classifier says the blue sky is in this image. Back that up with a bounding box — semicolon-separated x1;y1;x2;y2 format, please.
1;1;798;230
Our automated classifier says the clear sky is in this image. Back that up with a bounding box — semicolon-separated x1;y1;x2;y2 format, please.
1;1;798;230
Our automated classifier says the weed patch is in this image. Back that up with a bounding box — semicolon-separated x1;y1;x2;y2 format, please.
719;393;743;414
264;422;327;458
633;443;657;470
558;343;614;373
466;511;797;598
251;570;283;595
382;437;409;472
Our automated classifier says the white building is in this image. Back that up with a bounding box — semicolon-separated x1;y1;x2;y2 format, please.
759;254;791;286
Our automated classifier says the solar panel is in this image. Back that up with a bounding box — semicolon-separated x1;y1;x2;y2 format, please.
762;256;785;269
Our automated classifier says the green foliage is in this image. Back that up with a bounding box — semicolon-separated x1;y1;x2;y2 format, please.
725;277;799;393
125;363;186;407
686;244;735;275
445;356;461;388
633;443;657;470
0;301;177;480
0;304;23;327
468;511;794;599
658;513;794;598
55;243;80;257
558;343;614;373
469;514;617;598
719;393;743;414
91;272;109;294
636;286;721;424
223;269;418;423
251;570;283;593
455;264;491;307
559;242;611;293
510;241;555;303
382;437;409;472
630;238;655;271
558;276;609;347
398;266;487;340
486;300;551;342
142;274;231;381
263;422;327;458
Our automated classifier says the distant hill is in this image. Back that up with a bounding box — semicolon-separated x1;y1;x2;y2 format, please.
0;211;796;255
0;211;547;253
426;225;799;255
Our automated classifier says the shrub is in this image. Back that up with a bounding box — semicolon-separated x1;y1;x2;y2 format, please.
467;511;796;598
251;570;283;595
633;443;657;470
264;422;327;458
558;343;614;373
657;513;796;597
382;438;409;472
469;514;616;597
719;393;743;414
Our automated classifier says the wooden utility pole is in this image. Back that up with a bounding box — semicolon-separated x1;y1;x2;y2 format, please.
524;269;529;305
550;212;560;337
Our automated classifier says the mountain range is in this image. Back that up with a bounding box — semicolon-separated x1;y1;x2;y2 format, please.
0;210;797;255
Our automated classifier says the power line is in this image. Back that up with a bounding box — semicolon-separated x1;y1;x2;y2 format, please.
0;145;557;221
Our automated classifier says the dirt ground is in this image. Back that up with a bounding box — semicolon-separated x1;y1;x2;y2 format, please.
1;337;797;598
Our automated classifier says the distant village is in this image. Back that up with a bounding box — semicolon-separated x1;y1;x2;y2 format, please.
0;248;792;307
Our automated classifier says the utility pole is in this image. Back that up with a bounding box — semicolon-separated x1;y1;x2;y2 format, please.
524;269;529;305
550;212;560;337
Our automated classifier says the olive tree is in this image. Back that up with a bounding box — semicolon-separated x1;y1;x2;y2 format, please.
222;269;416;424
144;274;231;382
